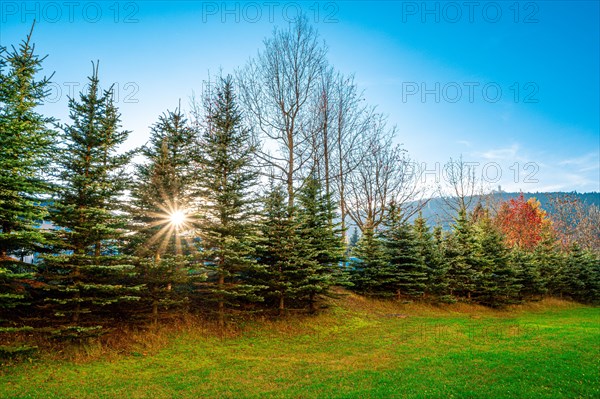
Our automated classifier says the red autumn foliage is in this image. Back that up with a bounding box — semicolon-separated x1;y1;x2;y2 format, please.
495;193;552;250
19;279;47;289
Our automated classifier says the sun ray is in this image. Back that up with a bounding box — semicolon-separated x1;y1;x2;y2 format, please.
170;210;186;227
134;188;196;259
139;222;174;258
156;223;176;257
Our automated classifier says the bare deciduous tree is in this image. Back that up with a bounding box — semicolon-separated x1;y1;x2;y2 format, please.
344;115;425;231
237;17;427;238
306;66;335;198
237;16;327;211
307;69;373;234
331;73;372;239
548;194;600;253
437;155;483;218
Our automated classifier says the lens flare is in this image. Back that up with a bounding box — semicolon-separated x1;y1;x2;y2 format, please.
170;210;186;226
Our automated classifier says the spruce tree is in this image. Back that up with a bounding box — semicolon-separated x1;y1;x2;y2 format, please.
532;231;561;295
513;248;544;301
253;183;297;314
381;204;428;299
413;213;444;298
0;26;56;323
413;214;433;265
347;227;360;257
295;175;344;312
554;243;600;304
0;26;56;261
429;225;451;300
349;219;389;295
473;215;520;306
445;208;478;300
582;251;600;304
127;107;197;322
195;75;261;326
0;26;56;352
41;64;139;337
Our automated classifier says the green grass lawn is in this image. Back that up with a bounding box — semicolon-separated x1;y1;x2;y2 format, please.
1;294;598;398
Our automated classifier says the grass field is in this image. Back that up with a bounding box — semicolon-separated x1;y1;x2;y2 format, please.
1;293;598;398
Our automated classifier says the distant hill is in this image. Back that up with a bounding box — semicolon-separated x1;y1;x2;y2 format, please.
412;191;600;229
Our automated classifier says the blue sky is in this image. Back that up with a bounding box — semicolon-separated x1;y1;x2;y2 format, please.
1;1;598;193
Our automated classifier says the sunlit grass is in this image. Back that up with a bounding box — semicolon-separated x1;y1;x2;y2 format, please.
1;294;598;399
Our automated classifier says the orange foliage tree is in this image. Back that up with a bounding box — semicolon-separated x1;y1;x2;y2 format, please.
495;193;553;251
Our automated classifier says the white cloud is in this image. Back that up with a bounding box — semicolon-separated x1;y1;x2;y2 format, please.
558;152;599;167
475;144;521;161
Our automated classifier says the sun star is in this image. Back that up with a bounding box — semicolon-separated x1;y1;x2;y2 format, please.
170;210;186;227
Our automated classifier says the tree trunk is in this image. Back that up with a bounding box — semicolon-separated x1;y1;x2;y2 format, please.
322;93;332;226
73;299;80;323
309;293;317;313
287;131;295;214
152;299;158;325
340;188;347;243
279;295;285;316
337;135;347;242
218;273;225;328
151;280;159;324
0;224;8;257
72;261;81;323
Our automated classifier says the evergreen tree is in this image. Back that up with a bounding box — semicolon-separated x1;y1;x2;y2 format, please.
41;64;139;337
513;248;544;301
381;204;428;299
0;27;56;341
473;215;521;306
295;175;344;312
413;213;433;266
195;75;261;326
445;208;477;300
0;26;56;261
429;225;451;300
347;227;360;256
532;231;561;295
129;107;198;256
554;243;600;304
509;247;546;300
133;255;190;324
349;219;389;295
413;213;445;298
253;183;297;314
581;251;600;304
254;176;342;315
127;107;197;322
